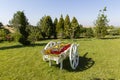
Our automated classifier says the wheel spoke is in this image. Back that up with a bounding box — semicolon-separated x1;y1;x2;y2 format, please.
72;60;75;68
74;57;78;67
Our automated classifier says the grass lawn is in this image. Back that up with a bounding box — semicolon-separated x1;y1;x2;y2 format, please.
0;39;120;80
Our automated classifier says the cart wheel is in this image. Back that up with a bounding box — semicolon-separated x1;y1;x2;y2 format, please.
69;44;79;70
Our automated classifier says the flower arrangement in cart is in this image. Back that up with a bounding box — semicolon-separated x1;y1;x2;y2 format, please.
45;43;71;55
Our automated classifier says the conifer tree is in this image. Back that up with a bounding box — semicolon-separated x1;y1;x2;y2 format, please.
10;11;31;45
53;18;58;39
64;15;71;38
57;15;64;39
71;17;79;38
37;15;53;39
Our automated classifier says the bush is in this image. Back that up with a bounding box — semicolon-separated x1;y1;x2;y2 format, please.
11;32;21;42
18;36;31;45
0;29;6;41
5;34;14;42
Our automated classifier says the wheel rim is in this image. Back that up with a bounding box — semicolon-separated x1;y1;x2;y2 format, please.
69;44;79;69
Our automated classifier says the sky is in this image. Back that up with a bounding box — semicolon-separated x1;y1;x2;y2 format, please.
0;0;120;27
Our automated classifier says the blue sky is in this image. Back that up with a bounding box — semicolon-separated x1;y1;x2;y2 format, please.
0;0;120;27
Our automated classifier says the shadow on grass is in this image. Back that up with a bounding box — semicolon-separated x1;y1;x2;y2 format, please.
0;42;47;50
60;52;95;72
0;45;23;50
29;43;47;47
90;78;115;80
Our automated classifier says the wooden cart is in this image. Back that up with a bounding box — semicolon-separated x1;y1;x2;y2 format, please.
41;41;79;70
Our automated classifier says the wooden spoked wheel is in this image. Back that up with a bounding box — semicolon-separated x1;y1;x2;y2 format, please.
69;44;79;70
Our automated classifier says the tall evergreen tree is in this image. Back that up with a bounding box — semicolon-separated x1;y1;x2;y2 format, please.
10;11;30;45
57;15;64;39
45;16;53;38
37;16;46;39
37;15;53;39
70;17;79;38
53;18;58;39
64;15;71;38
94;7;109;38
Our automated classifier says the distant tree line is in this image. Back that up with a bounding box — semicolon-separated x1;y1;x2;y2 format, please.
8;11;95;45
0;12;94;45
1;7;120;45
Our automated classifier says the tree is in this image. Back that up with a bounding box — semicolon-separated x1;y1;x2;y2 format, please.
57;15;64;39
70;17;79;38
74;24;82;38
53;18;58;39
64;15;71;38
0;22;3;28
37;15;53;39
94;7;109;38
10;11;31;45
107;25;120;36
45;16;53;39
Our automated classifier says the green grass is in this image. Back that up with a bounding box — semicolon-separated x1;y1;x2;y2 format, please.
0;39;120;80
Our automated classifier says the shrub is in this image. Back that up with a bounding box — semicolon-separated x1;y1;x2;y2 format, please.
18;35;30;45
11;32;21;42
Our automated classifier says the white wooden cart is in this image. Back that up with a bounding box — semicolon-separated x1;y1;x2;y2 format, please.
41;41;79;70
